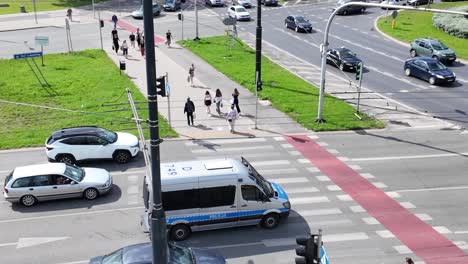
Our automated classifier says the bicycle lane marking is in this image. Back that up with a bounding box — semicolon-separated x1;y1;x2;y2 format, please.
113;19;166;44
285;135;468;264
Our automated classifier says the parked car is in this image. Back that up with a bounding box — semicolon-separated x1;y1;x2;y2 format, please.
326;47;362;71
284;15;312;33
334;0;367;15
163;0;181;11
407;0;432;6
261;0;278;6
205;0;225;6
131;4;161;19
89;242;226;264
45;126;140;164
236;0;252;8
3;163;112;207
228;5;251;21
380;0;406;9
410;38;457;65
404;57;456;85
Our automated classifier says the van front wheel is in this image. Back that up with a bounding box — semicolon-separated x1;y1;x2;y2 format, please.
170;224;191;241
261;213;280;229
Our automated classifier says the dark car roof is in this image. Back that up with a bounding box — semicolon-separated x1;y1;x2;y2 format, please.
334;47;351;53
49;126;102;142
412;57;437;63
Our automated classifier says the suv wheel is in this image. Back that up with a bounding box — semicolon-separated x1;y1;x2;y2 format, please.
262;213;280;229
410;49;417;57
405;68;411;76
360;7;365;13
429;77;436;85
339;62;345;71
21;195;37;207
57;154;76;164
84;188;99;200
284;22;288;28
113;150;131;164
295;26;299;32
170;224;191;241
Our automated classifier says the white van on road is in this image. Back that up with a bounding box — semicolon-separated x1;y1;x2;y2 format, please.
142;157;291;241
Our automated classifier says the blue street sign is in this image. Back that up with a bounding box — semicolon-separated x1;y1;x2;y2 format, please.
165;81;171;97
321;245;329;264
14;52;43;59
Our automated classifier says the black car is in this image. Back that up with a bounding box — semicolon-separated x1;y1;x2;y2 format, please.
334;0;366;15
284;15;312;33
90;242;226;264
404;57;456;85
261;0;278;6
407;0;432;6
163;0;181;11
326;47;362;71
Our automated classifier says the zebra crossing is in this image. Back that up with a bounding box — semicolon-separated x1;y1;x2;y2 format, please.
177;135;429;263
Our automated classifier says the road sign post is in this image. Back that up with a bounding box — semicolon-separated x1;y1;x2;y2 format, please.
35;36;49;66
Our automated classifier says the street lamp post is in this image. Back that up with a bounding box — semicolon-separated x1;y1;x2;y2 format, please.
315;3;468;123
254;0;262;129
33;0;38;24
194;0;200;40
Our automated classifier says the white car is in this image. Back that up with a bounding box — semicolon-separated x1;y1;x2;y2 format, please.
45;126;139;164
228;5;251;21
205;0;225;7
236;0;252;8
381;0;407;8
3;163;112;206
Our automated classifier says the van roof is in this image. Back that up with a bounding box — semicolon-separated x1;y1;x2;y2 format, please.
12;163;67;178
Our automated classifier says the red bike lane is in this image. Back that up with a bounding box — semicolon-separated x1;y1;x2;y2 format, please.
286;135;468;264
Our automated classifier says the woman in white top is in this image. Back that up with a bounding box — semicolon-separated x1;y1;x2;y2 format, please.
121;40;129;58
226;105;238;133
204;91;212;115
214;89;223;116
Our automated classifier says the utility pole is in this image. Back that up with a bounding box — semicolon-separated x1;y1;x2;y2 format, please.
33;0;38;24
143;0;167;263
98;12;103;50
194;0;200;40
92;0;95;18
254;0;262;129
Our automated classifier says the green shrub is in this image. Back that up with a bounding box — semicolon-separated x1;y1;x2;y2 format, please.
432;5;468;38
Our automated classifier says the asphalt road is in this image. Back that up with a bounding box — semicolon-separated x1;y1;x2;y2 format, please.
1;129;468;263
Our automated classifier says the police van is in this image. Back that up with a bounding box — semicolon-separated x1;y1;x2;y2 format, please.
141;157;290;241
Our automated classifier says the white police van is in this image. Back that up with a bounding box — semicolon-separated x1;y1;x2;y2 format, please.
141;157;290;241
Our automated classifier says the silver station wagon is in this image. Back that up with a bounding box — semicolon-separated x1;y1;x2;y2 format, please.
3;163;112;206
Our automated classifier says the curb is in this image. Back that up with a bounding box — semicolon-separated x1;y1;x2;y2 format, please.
373;14;468;65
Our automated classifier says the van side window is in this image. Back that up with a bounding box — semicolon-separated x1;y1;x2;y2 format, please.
162;189;199;211
11;177;33;188
241;185;264;201
199;186;236;208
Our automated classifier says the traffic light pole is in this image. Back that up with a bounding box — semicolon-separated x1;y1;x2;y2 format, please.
316;3;468;123
356;62;363;114
143;0;168;263
98;12;103;50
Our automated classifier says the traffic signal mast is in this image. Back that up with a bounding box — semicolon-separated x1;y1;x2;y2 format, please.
295;229;322;264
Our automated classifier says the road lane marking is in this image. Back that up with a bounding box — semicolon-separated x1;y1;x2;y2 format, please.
285;187;319;193
293;208;342;217
262;232;369;247
185;137;267;146
289;196;329;204
191;145;274;153
269;177;309;184
352;152;468;161
396;185;468;193
250;160;290;166
257;168;299;175
0;206;144;224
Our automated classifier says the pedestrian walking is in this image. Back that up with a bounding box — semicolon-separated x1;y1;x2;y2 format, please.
66;8;73;21
140;35;145;57
405;258;414;264
136;28;142;50
112;14;118;28
232;88;241;114
204;91;212;116
165;30;172;48
184;97;196;126
121;40;128;58
188;64;195;87
111;28;119;54
214;89;223;115
226;105;238;133
129;32;136;48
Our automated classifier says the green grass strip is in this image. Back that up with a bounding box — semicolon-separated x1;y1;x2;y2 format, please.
0;49;177;149
0;0;107;15
377;1;468;60
179;36;384;132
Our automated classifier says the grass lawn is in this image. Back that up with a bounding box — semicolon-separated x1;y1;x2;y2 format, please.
0;0;107;15
179;36;384;132
0;49;176;150
377;1;468;59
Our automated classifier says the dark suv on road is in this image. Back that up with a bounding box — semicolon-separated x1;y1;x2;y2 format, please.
410;38;457;65
334;0;367;15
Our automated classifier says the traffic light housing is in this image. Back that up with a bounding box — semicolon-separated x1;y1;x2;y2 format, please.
178;13;183;21
356;62;363;81
295;235;318;264
156;76;166;97
100;19;104;28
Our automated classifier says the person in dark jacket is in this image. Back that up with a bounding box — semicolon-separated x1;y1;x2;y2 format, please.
184;97;196;126
111;28;119;54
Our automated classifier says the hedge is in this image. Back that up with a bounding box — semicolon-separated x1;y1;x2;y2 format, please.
432;5;468;38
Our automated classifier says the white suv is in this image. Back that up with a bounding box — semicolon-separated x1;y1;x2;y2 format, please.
228;5;250;21
45;126;139;164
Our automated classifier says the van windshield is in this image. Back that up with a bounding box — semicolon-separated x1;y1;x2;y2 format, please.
241;157;274;197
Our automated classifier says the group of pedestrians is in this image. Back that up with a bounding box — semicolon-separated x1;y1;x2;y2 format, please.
184;85;242;133
111;26;145;58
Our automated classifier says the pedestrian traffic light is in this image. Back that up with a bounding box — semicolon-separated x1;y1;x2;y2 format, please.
156;76;166;97
295;235;318;264
356;62;363;81
256;80;262;92
178;13;183;21
100;19;104;28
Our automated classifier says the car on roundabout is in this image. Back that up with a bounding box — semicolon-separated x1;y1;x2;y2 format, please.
261;0;278;6
334;0;367;15
326;47;362;71
410;38;457;65
45;126;140;164
284;15;313;33
131;4;161;19
404;57;456;85
3;163;112;207
205;0;225;6
228;5;251;21
380;0;407;9
235;0;253;8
